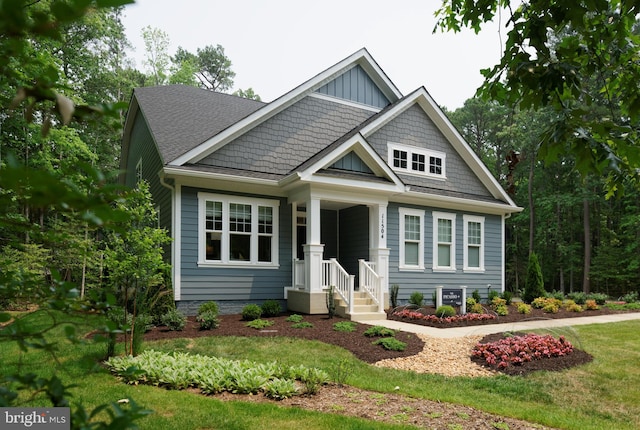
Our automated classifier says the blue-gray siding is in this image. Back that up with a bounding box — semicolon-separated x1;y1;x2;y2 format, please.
386;202;503;303
330;151;373;173
179;186;292;302
199;96;375;174
338;205;369;277
316;65;390;109
368;104;493;199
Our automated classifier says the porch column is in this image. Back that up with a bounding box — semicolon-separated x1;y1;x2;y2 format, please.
304;197;324;292
369;203;390;295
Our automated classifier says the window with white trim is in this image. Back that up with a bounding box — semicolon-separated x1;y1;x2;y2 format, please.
388;143;446;179
463;215;485;271
432;212;456;271
399;208;424;270
198;193;279;267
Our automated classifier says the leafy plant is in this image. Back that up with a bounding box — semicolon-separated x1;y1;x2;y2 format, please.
621;291;639;303
466;297;477;307
472;289;481;303
291;322;314;329
300;367;329;395
285;314;303;323
373;337;407;351
263;378;298;400
198;301;219;316
196;311;220;330
393;308;496;324
160;309;186;331
586;293;608;305
584;299;600;310
326;285;336;318
390;284;400;308
472;334;574;369
469;303;485;314
332;321;357;332
567;292;587;305
242;304;262;321
500;291;513;305
408;291;424;306
494;305;509;316
245;319;273;329
329;358;354;386
517;303;532;314
363;325;397;337
487;289;500;303
435;305;456;317
261;299;281;317
523;252;545;303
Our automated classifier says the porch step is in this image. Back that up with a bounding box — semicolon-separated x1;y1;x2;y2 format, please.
332;291;387;321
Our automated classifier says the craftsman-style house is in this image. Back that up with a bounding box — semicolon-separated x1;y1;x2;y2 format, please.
120;48;521;320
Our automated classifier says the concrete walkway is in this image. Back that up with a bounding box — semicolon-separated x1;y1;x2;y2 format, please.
364;312;640;338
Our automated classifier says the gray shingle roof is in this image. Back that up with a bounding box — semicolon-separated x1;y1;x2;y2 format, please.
134;85;265;164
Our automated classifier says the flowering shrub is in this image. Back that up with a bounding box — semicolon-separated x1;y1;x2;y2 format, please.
392;308;496;323
472;334;574;369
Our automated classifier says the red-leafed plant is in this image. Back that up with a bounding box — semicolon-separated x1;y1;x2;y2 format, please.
472;334;574;369
392;309;496;323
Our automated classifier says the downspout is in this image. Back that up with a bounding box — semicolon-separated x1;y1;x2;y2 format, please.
159;170;179;302
503;212;512;294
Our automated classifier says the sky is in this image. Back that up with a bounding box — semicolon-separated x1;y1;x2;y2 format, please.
120;0;506;110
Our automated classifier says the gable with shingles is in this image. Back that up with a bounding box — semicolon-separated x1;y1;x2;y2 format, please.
366;103;494;199
197;96;376;175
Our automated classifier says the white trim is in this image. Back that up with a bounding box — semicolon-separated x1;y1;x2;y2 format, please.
399;208;424;271
171;48;402;166
135;157;143;183
387;142;446;180
463;214;485;272
197;192;280;267
174;183;182;300
432;211;456;272
308;92;382;113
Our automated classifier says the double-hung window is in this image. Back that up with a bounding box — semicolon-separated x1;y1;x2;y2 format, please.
388;143;446;179
463;215;484;271
199;193;279;267
399;208;424;270
432;212;456;271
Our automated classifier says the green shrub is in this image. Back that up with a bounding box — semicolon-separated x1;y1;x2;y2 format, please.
435;305;456;317
196;311;220;330
491;297;507;307
500;291;513;305
517;303;532;314
390;284;400;308
286;314;303;323
621;291;638;303
363;325;396;337
333;321;357;332
543;302;559;313
134;313;154;332
197;301;219;316
494;304;509;316
469;303;485;314
567;292;587;305
291;322;314;329
242;304;262;321
329;358;354;386
263;378;298;400
547;290;565;301
408;291;424;306
487;289;500;303
587;293;608;305
472;289;481;303
245;319;274;329
160;309;186;331
523;252;545;303
326;285;336;318
261;299;281;317
373;337;406;351
466;297;476;307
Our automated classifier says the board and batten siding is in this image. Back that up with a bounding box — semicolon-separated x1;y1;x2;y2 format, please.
178;186;293;303
386;202;503;303
338;205;370;277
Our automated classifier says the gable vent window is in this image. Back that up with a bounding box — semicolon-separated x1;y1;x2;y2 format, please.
198;193;279;268
388;143;446;179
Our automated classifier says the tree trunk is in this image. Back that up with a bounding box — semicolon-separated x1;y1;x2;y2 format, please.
583;197;591;294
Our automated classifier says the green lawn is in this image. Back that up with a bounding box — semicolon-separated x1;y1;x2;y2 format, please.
2;311;640;430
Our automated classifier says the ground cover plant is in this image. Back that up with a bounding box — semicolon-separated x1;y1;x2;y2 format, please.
472;333;574;370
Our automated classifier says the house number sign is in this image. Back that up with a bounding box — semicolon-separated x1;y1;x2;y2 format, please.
380;214;385;239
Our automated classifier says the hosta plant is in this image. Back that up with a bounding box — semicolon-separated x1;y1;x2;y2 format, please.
245;319;274;329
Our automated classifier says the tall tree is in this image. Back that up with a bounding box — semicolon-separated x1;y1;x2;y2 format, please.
141;25;170;85
173;44;235;91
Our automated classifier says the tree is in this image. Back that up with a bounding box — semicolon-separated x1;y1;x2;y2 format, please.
435;1;640;194
173;44;235;91
233;87;261;101
141;25;170;85
523;252;545;303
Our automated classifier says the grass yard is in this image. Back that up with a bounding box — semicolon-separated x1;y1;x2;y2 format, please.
2;311;640;429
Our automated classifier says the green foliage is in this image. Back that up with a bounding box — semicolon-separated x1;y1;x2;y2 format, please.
621;291;639;303
196;311;220;330
567;292;587;305
494;305;509;316
547;290;565;301
241;304;262;321
326;285;336;318
487;289;500;303
328;358;354;386
584;300;600;310
245;319;273;330
500;291;513;305
517;303;532;315
332;321;357;332
372;337;407;351
285;314;303;323
470;303;485;314
563;300;584;313
363;325;397;338
466;297;476;307
263;378;298;400
160;309;186;331
435;305;456;317
390;284;400;308
197;301;219;317
587;293;608;306
291;322;314;329
408;291;424;307
472;289;481;303
523;253;545;303
261;299;282;317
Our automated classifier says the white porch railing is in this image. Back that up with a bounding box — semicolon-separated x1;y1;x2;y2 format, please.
322;258;354;314
359;259;383;312
293;259;305;289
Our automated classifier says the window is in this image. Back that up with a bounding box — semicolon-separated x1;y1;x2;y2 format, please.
198;193;279;267
463;215;484;271
432;212;456;271
399;208;424;270
387;143;446;179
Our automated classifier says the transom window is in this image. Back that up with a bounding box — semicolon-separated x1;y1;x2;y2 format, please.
399;208;424;270
199;193;279;267
432;211;456;271
387;142;446;179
